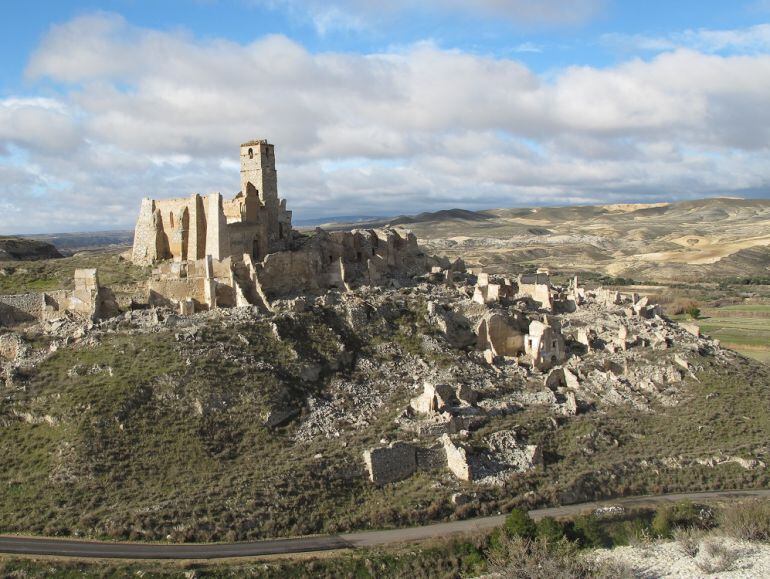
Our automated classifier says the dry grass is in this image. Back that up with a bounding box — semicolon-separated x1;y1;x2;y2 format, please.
696;538;739;574
719;499;770;542
673;527;703;557
487;535;634;579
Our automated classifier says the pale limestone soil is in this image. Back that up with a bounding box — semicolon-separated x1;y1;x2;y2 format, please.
594;537;770;578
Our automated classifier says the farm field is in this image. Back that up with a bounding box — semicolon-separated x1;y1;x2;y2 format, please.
695;305;770;364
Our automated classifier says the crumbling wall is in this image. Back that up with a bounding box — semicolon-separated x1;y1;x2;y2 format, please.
442;434;473;481
363;442;417;485
204;193;231;260
0;293;43;326
132;198;164;266
545;367;580;390
253;228;426;299
476;312;525;356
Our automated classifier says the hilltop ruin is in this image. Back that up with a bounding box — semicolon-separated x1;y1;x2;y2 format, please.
132;140;432;313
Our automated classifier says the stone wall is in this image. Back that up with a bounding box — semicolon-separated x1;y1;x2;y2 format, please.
363;442;417;485
415;445;447;470
476;312;525;357
0;293;43;326
441;434;473;481
0;269;116;326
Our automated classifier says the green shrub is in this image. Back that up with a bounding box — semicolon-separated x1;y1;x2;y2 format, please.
621;518;654;546
455;541;487;576
503;508;537;540
536;516;566;544
569;515;611;548
652;501;701;538
685;305;701;319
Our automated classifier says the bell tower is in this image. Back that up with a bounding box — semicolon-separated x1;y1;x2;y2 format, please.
240;140;278;206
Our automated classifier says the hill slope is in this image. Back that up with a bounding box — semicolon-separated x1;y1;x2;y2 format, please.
1;281;768;542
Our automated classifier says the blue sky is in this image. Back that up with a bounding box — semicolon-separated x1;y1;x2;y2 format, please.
2;0;770;232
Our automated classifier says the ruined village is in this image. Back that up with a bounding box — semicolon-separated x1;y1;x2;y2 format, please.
0;140;745;508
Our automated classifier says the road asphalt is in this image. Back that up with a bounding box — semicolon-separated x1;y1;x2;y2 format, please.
1;489;769;560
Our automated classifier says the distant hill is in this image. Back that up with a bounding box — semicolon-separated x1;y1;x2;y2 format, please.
293;215;385;227
0;236;63;261
325;197;770;282
19;231;134;255
389;208;493;225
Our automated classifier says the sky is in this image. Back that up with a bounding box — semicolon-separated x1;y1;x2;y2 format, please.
2;1;770;233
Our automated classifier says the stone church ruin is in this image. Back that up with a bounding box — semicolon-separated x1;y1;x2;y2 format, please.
132;140;431;313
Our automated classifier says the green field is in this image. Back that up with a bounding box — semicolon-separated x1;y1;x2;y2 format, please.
695;305;770;364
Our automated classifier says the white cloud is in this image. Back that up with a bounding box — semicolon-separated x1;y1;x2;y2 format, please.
3;14;770;233
260;0;606;34
513;42;543;53
0;98;82;153
603;23;770;55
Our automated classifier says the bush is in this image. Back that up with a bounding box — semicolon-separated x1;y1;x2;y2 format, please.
719;499;770;542
696;538;739;574
569;515;611;548
673;527;703;558
486;535;633;579
503;508;537;540
536;516;566;544
685;304;701;319
623;518;654;546
652;501;701;538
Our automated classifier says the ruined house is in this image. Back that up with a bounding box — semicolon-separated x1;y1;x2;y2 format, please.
0;269;117;325
517;271;553;311
475;311;526;357
524;317;566;370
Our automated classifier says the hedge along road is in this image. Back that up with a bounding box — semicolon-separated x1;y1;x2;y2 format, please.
1;489;770;560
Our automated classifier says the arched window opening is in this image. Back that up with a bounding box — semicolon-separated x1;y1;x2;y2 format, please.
248;148;254;159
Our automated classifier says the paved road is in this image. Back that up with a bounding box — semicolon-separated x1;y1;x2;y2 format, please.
1;489;769;560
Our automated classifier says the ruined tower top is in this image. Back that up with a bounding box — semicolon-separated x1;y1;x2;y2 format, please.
240;140;277;204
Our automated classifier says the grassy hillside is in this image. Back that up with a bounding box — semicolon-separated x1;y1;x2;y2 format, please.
1;295;769;542
0;250;148;295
